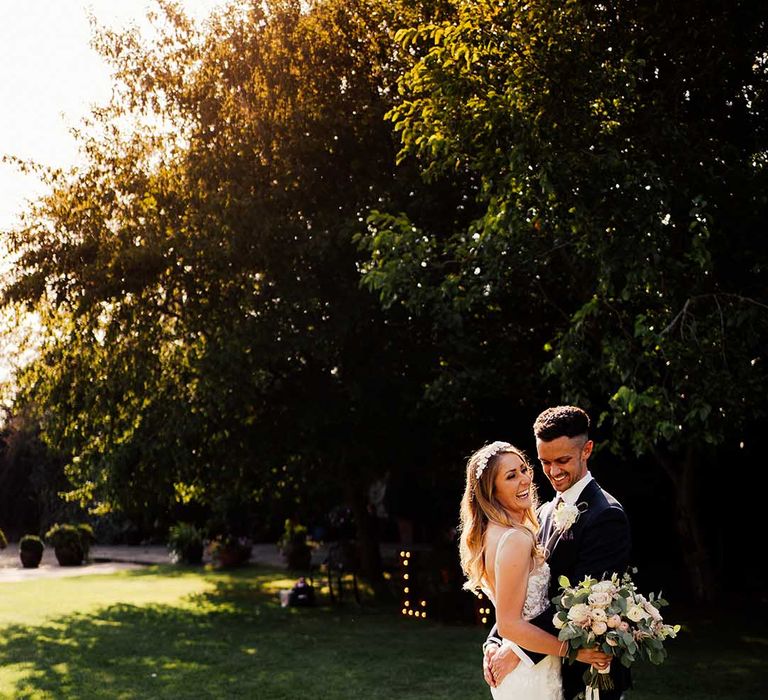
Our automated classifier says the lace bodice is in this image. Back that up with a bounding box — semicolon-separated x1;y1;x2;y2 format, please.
483;559;551;621
521;560;551;620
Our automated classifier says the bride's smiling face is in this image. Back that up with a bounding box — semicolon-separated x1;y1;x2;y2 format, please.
492;452;533;516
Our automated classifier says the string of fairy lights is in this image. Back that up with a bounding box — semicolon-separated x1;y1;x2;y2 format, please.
399;549;492;626
476;590;492;625
399;550;428;619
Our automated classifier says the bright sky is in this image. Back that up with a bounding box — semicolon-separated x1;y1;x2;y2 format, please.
0;0;222;389
0;0;223;231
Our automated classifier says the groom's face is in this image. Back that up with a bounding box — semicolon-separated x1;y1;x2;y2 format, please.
536;434;593;493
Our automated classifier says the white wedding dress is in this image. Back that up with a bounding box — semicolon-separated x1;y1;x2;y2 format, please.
483;530;564;700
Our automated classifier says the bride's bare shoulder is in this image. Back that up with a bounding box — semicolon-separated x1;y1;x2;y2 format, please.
485;526;532;558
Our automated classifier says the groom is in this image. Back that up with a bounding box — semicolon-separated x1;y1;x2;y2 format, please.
483;405;632;700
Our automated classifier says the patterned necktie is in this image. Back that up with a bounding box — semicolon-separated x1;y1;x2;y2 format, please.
543;496;564;553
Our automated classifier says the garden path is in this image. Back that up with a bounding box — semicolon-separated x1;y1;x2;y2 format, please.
0;541;412;581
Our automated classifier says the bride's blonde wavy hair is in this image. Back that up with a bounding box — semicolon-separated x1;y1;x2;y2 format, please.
459;442;541;592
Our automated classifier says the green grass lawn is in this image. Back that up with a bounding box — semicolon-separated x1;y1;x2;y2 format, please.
0;566;765;699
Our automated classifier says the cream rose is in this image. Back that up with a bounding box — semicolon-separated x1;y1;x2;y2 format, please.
606;614;622;628
627;604;647;622
553;614;566;630
553;503;581;531
591;620;608;636
567;603;592;626
588;591;612;608
591;580;618;597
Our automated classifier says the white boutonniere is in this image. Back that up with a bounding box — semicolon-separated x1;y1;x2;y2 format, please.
553;501;588;533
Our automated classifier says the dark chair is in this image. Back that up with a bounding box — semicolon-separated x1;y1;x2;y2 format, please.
323;539;360;604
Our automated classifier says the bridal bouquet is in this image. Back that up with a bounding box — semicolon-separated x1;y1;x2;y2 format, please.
553;571;680;697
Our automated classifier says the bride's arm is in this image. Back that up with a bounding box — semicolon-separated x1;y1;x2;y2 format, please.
494;530;608;665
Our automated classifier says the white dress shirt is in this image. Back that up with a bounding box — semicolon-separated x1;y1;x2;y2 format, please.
557;471;593;506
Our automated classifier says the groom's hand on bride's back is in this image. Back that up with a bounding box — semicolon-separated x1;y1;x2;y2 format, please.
482;644;498;687
483;644;520;687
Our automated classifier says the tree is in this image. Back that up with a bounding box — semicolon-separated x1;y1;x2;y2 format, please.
0;406;72;539
1;0;453;590
361;0;768;601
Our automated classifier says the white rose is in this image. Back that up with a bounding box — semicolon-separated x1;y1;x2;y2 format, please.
627;604;647;622
591;620;608;636
567;603;592;626
553;503;580;531
553;614;566;630
591;581;617;597
588;591;613;608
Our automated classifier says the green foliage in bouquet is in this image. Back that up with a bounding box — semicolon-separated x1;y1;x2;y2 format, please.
553;571;680;692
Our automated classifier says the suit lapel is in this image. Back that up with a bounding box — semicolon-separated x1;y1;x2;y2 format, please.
544;480;601;557
577;479;601;511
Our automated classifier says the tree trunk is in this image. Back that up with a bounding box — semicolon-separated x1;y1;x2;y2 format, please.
346;481;392;601
655;446;717;603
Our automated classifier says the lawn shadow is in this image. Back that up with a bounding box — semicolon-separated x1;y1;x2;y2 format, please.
5;566;762;699
0;566;486;699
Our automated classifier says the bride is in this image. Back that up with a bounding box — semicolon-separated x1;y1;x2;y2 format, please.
459;441;610;699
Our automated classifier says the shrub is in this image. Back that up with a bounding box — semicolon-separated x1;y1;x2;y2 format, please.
19;534;44;554
19;534;45;568
277;519;312;570
277;519;308;552
167;522;205;565
208;534;251;568
45;523;86;565
45;523;81;548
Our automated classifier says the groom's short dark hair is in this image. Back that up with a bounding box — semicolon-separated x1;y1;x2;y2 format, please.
534;405;590;441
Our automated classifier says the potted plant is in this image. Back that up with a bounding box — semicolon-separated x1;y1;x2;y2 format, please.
277;519;313;571
77;523;96;562
19;535;45;568
208;534;251;568
168;522;205;565
45;523;85;566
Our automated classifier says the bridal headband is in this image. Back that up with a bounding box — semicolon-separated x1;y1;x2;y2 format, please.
474;441;512;481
